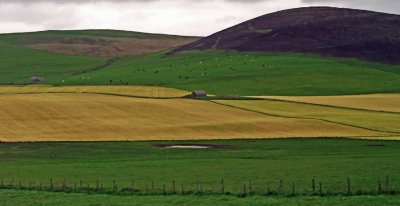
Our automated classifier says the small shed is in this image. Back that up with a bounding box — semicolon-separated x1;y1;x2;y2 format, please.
191;90;207;98
29;76;45;83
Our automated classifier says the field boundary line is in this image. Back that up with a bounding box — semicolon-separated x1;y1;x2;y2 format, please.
249;97;400;115
0;91;185;99
209;100;400;135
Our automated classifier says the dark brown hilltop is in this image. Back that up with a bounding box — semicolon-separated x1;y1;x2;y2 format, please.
174;7;400;64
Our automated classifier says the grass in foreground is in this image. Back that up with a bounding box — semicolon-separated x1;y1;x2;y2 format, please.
0;93;378;142
0;139;399;196
1;190;400;206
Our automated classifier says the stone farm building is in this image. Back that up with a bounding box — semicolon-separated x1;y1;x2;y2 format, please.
191;90;207;98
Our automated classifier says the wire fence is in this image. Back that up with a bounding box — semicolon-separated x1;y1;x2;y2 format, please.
0;177;399;197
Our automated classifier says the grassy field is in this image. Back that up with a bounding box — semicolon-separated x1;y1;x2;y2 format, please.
215;99;400;134
0;139;399;197
0;39;107;85
1;190;400;206
58;51;400;96
0;85;189;98
0;93;381;142
2;32;400;96
256;94;400;113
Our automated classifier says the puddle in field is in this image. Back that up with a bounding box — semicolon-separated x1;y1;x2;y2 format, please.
155;144;234;150
165;145;211;149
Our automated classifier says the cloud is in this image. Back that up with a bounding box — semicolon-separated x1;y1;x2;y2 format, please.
0;0;398;36
301;0;400;14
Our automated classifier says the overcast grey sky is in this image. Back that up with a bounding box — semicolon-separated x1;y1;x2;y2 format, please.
0;0;398;36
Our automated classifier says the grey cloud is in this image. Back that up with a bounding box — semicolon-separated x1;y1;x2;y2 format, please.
301;0;400;14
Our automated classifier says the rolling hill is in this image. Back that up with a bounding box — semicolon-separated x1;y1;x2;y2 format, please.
0;9;399;96
3;29;199;57
174;7;400;64
0;30;198;85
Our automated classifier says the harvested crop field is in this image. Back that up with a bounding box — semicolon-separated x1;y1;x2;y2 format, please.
0;93;383;142
257;94;400;113
0;85;189;98
215;100;400;134
28;37;197;57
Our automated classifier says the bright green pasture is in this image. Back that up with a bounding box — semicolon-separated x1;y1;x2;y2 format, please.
1;190;400;206
0;139;399;194
61;51;400;96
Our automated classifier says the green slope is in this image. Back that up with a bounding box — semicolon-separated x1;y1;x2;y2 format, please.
61;51;400;96
1;30;400;95
0;39;106;85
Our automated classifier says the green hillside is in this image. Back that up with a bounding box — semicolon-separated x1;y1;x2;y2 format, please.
0;38;106;85
59;51;400;96
1;31;400;95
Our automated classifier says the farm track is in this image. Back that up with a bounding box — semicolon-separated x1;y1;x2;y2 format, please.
71;57;120;75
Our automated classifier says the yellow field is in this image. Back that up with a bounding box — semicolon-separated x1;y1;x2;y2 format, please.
255;94;400;113
215;100;400;134
0;93;383;142
0;85;189;98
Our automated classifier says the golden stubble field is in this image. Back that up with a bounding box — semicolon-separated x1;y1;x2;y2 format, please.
0;93;384;142
0;85;189;98
215;99;400;134
255;94;400;113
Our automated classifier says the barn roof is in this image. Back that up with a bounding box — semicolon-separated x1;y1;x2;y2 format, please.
192;90;207;94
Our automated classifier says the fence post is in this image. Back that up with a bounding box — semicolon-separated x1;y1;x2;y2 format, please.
181;184;185;195
163;184;166;195
172;181;176;193
221;179;224;193
267;183;270;194
112;180;116;191
29;181;32;190
63;179;66;192
74;183;77;192
39;183;42;191
312;179;315;192
378;179;382;193
386;175;389;188
279;179;283;193
96;180;99;191
131;180;135;193
243;184;247;195
152;181;155;191
19;180;22;189
196;180;200;193
80;180;83;190
249;180;252;194
319;182;323;195
292;183;295;195
347;178;351;195
11;178;14;189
